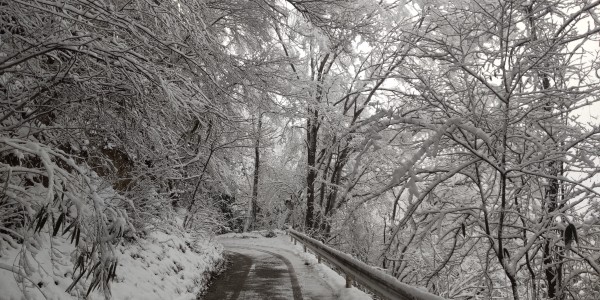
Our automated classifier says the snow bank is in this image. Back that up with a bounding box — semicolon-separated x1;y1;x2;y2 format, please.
0;230;223;300
99;231;223;300
218;230;277;239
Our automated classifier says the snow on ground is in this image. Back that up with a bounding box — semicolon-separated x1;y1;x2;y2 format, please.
217;230;372;300
100;230;222;300
0;228;223;300
292;244;373;300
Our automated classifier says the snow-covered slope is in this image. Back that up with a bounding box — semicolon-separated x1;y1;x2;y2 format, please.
0;230;223;300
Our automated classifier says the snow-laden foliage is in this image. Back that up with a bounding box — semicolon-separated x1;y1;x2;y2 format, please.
262;0;600;299
0;0;285;297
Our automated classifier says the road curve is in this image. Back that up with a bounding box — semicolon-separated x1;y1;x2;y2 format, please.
202;246;303;300
201;234;338;300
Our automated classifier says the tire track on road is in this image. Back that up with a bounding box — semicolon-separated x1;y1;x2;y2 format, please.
202;251;253;300
226;245;303;300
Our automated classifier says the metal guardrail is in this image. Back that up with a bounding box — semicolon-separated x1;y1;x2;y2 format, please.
287;228;446;300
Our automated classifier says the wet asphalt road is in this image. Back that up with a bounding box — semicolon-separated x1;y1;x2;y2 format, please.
202;247;303;300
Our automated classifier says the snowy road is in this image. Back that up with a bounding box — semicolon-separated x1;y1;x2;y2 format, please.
201;231;369;300
202;247;305;300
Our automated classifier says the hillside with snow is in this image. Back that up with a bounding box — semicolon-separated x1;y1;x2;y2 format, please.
0;221;223;300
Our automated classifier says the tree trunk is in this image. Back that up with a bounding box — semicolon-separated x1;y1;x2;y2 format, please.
544;159;562;299
244;113;262;232
305;109;318;230
509;275;520;300
525;4;563;297
306;52;332;231
183;148;214;228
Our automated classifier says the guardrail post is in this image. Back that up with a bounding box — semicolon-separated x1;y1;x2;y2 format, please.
345;274;353;288
303;245;307;252
317;255;321;263
294;238;297;245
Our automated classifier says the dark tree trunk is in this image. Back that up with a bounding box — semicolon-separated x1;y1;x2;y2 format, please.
540;65;563;299
183;148;214;228
245;113;262;232
526;7;563;297
305;109;318;230
544;160;562;299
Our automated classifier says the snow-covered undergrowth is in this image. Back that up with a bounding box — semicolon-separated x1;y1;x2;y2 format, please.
0;229;223;300
0;161;223;300
0;135;225;300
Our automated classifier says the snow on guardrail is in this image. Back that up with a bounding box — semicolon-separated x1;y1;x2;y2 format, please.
287;228;447;300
